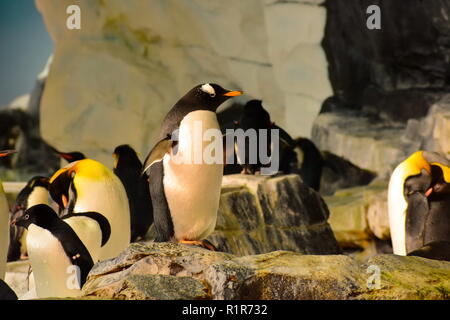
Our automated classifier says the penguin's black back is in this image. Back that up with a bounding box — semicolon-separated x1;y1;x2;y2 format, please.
295;138;324;191
113;145;153;242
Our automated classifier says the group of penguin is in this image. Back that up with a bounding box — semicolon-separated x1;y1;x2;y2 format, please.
0;82;449;300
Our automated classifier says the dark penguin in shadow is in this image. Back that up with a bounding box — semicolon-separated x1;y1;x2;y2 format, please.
8;176;50;262
231;100;323;190
113;144;153;242
143;83;242;250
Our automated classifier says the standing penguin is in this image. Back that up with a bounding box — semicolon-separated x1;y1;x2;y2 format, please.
113;144;153;242
49;159;130;261
0;150;16;281
8;176;50;262
388;151;450;260
143;83;242;249
13;204;110;298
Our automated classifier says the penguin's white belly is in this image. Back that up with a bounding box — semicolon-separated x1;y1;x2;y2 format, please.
388;166;408;256
27;225;81;298
163;110;223;241
73;177;130;261
0;182;9;280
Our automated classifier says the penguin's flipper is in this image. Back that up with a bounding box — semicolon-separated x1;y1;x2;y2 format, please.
405;192;429;253
63;212;111;247
148;161;174;242
142;137;173;174
0;279;18;300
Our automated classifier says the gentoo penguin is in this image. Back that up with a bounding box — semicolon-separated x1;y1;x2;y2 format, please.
13;204;110;298
49;159;130;261
143;83;242;249
49;145;86;163
0;150;16;280
388;151;450;260
293;137;324;191
8;176;50;261
234;100;273;174
233;100;298;176
113;145;153;242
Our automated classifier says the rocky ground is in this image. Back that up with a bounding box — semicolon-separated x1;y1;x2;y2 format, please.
4;174;450;300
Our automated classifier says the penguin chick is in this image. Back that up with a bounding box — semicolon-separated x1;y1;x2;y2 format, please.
8;176;50;262
13;204;104;298
143;83;242;250
49;159;130;261
113;144;153;242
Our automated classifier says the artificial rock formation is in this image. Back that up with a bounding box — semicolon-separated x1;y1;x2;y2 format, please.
82;242;450;300
35;0;331;164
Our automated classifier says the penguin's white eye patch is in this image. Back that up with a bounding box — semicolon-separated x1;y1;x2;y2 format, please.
201;83;216;97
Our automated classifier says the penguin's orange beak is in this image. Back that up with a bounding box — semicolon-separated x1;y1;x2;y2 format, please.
224;90;243;97
425;188;433;197
0;150;17;157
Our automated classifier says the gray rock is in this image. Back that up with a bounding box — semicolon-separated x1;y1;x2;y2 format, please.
82;242;450;300
206;174;341;256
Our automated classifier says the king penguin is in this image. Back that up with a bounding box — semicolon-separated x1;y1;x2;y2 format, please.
49;159;130;261
113;145;153;242
13;204;110;298
143;83;242;249
388;150;450;260
8;176;51;262
0;150;16;281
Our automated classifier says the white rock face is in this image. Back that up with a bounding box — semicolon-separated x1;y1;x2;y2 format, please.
36;0;331;163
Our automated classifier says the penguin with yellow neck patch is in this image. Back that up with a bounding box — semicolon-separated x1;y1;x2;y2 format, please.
143;83;242;250
49;159;130;261
0;150;16;281
388;151;450;260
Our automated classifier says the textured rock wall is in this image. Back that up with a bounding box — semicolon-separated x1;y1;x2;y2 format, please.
323;0;450;122
36;0;332;164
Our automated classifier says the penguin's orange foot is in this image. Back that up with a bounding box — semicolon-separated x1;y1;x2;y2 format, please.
179;239;217;251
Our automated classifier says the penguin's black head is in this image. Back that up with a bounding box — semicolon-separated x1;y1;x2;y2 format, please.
48;167;75;211
182;83;243;112
12;176;49;214
58;151;86;163
240;99;271;128
13;204;58;230
113;144;140;169
404;168;432;199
